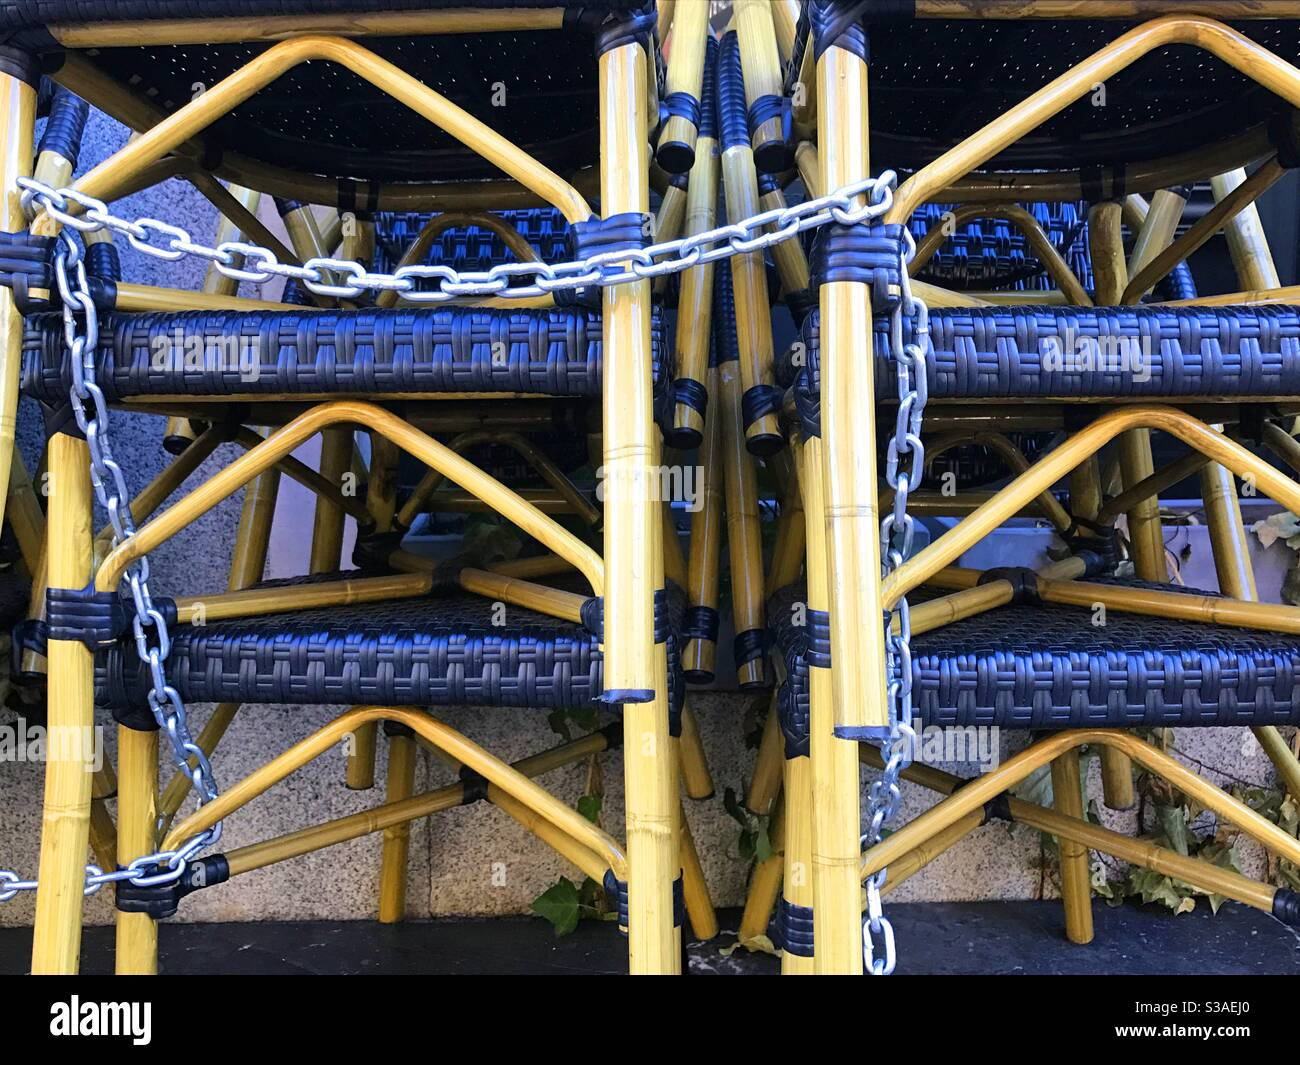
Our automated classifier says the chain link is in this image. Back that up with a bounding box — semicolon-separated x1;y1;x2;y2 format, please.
862;230;930;976
1;171;905;908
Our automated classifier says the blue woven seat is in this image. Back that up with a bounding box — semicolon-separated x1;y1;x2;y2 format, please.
779;304;1300;406
21;305;670;404
769;581;1300;751
93;578;686;729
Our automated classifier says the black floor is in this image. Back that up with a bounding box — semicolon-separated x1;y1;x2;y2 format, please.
1;902;1297;974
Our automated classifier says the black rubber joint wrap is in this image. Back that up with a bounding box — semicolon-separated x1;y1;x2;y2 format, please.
697;35;720;142
716;33;749;153
587;1;657;57
36;84;87;164
810;221;908;314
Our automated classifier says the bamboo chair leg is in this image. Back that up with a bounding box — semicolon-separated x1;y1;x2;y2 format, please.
677;703;714;800
1050;749;1094;945
602;36;678;974
31;434;96;975
115;726;159;974
745;694;784;816
378;728;418;923
781;754;815;975
1071;455;1137;810
737;793;784;948
677;797;718;941
88;767;119;874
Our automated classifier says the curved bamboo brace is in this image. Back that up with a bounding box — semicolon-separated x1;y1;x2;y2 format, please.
887;16;1300;224
884;405;1300;608
162;706;628;880
375;211;541;310
96;401;605;596
33;34;592;237
925;430;1073;533
861;728;1300;879
910;204;1091;306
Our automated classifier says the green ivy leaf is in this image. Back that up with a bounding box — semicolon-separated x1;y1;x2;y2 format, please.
577;793;603;824
532;877;582;936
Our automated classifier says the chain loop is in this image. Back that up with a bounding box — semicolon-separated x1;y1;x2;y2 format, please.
860;227;930;976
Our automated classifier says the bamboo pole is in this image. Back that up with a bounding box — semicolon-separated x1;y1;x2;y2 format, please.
782;754;815;974
797;433;863;974
201;184;262;297
1091;201;1128;306
656;0;709;173
601;36;678;974
717;288;768;689
684;363;724;681
31;434;95;975
377;730;417;923
716;31;783;457
733;0;791;173
0;69;35;538
677;704;714;800
737;794;785;944
1119;428;1168;582
1050;749;1094;944
1212;167;1283;291
115;727;159;974
746;693;785;816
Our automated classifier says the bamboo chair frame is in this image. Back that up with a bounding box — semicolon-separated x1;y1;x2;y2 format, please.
15;13;704;976
783;9;1300;972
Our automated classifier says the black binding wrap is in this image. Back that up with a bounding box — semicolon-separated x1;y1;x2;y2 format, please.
733;627;769;685
564;210;650;308
115;855;230;920
741;383;784;450
581;587;674;645
458;765;490;806
1274;888;1300;926
698;36;720;142
716;32;749;152
663;376;708;450
47;583;176;651
580;0;657;57
976;566;1040;605
806;607;831;669
809;0;869;61
747;94;794;175
36;84;87;163
656;90;701;175
604;870;684;929
1081;164;1127;204
0;41;44;87
810;221;907;314
683;605;719;645
350;529;404;572
1271;112;1300;169
0;229;55;313
11;617;48;681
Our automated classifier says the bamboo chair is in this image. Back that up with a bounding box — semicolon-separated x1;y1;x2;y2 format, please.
751;1;1300;974
0;0;718;976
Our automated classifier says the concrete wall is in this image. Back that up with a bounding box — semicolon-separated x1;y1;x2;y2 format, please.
0;111;1293;931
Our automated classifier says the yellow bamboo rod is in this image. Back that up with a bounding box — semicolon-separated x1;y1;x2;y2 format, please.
1119;428;1168;582
718;330;768;690
1125;187;1189;302
378;731;417;923
656;0;709;173
782;754;815;974
797;431;863;974
31;434;95;975
737;793;785;946
115;727;159;974
746;693;785;816
1050;749;1094;944
684;364;724;680
1212;167;1283;291
1123;161;1283;304
601;36;678;973
0;70;35;539
678;704;714;800
733;0;791;173
670;108;719;445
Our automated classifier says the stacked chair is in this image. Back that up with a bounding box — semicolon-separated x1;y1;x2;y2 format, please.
0;0;726;975
729;0;1300;975
4;0;1300;980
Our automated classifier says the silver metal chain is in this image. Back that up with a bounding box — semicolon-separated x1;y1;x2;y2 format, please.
15;173;896;302
1;171;904;909
862;231;930;976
